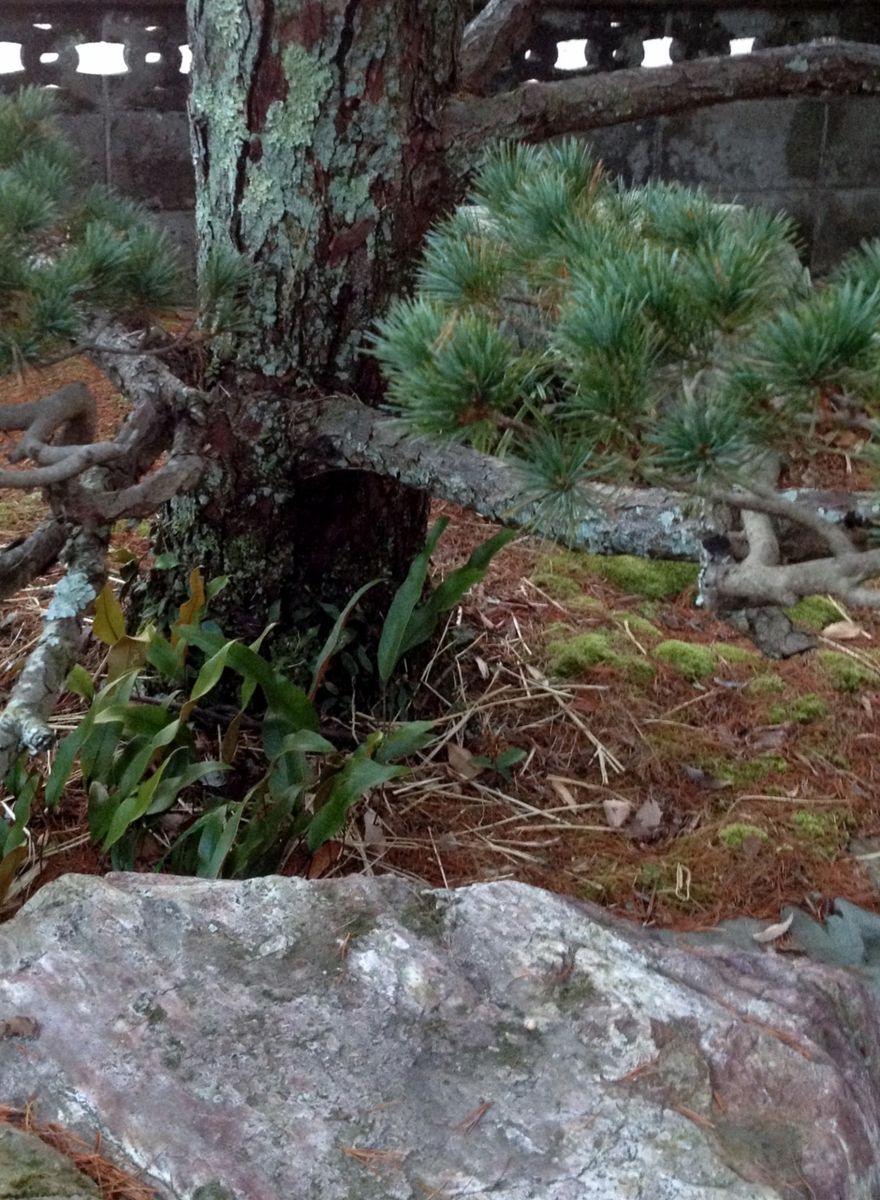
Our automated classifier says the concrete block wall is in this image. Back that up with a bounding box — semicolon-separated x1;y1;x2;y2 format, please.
1;0;879;274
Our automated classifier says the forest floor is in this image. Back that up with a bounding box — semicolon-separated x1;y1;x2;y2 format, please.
2;356;880;936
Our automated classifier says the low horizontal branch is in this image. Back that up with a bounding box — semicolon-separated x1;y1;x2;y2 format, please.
444;40;880;146
292;396;880;561
0;523;108;780
461;0;537;92
0;520;68;603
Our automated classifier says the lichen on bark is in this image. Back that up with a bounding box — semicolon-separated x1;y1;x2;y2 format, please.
155;1;469;656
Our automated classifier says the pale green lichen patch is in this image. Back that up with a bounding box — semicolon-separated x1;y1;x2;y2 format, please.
817;650;880;692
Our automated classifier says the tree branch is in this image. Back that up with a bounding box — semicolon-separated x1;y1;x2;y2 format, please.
0;523;108;780
460;0;538;93
292;396;880;564
707;483;857;558
0;520;68;604
444;40;880;147
715;549;880;609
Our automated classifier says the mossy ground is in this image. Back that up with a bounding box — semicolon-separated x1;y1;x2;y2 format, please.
1;356;879;934
376;534;880;927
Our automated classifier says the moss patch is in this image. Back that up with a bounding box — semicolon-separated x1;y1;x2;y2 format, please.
768;694;829;724
530;570;582;600
534;550;697;600
569;594;606;615
546;632;654;684
611;611;663;641
583;554;698;600
790;808;849;855
817;651;880;692
784;595;840;630
714;644;759;665
654;640;715;680
746;673;786;696
718;823;770;850
701;754;789;787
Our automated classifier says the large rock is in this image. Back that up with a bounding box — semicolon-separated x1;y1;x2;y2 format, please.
0;874;878;1199
0;1124;98;1199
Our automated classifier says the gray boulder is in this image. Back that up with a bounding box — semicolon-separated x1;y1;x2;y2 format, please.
0;873;878;1199
0;1124;98;1199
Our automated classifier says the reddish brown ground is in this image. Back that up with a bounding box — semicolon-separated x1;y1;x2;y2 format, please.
1;359;879;933
1;355;880;1198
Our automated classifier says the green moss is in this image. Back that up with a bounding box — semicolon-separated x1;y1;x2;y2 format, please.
746;673;786;696
611;611;663;640
768;693;829;724
534;551;697;600
530;570;582;599
718;823;770;850
654;640;715;680
703;754;788;786
583;554;698;600
791;808;844;843
818;650;880;692
546;632;654;683
569;594;606;614
534;550;593;581
789;808;850;858
637;862;665;889
714;643;759;665
784;595;841;630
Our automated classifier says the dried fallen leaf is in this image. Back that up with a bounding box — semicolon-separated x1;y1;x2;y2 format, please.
822;620;870;641
474;654;490;680
0;1016;40;1040
551;778;579;809
749;725;791;752
362;806;386;849
752;912;794;944
631;798;663;838
308;840;342;878
603;798;632;828
447;743;484;780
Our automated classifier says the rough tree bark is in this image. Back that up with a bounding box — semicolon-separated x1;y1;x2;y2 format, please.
153;0;468;645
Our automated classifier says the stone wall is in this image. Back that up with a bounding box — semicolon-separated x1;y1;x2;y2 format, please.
1;0;192;265
1;0;879;272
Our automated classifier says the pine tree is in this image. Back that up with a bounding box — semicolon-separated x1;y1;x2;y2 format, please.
373;140;880;619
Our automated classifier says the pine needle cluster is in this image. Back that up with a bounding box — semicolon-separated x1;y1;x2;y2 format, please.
372;140;880;531
0;88;246;373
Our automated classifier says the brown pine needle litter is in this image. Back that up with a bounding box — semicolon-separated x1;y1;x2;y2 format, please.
0;1103;159;1199
0;357;879;931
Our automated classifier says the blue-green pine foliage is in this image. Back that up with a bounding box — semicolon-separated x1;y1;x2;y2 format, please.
372;140;880;533
0;88;245;374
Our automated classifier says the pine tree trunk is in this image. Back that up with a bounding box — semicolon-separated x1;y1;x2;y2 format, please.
155;0;466;654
